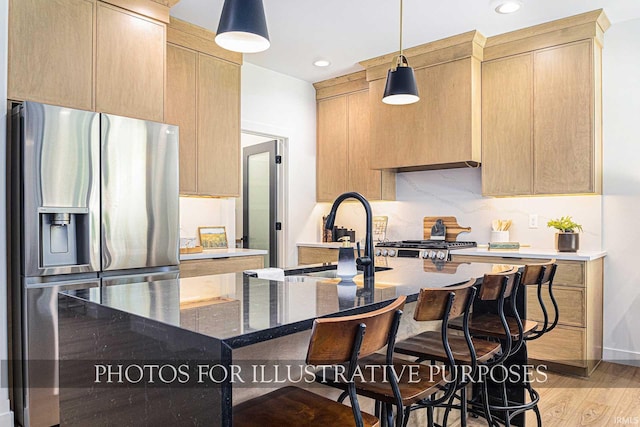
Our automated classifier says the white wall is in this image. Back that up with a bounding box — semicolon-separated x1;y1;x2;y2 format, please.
602;18;640;365
240;63;317;267
179;197;237;247
0;0;13;423
314;169;603;250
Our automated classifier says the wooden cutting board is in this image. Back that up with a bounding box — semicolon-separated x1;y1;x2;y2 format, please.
423;216;472;241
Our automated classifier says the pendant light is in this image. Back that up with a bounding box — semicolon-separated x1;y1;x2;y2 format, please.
382;0;419;105
215;0;270;53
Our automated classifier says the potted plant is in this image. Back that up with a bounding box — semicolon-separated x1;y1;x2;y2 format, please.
547;216;583;252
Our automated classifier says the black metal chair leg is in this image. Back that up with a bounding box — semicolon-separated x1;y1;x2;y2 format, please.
442;391;456;427
481;379;497;427
501;378;511;427
385;402;394;427
402;407;411;427
460;386;468;427
427;405;434;427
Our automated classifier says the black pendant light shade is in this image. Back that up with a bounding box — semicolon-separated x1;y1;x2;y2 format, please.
215;0;270;53
382;0;420;105
382;56;419;105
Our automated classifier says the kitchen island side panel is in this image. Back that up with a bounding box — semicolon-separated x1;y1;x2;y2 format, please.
58;294;226;426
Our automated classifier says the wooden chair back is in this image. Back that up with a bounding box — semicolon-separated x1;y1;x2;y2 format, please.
521;259;556;286
478;267;520;301
306;296;407;365
413;278;477;321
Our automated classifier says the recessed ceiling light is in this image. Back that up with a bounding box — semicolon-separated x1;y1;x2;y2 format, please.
491;0;523;14
313;59;331;67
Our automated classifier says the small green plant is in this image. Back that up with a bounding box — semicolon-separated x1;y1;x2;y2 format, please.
547;216;583;233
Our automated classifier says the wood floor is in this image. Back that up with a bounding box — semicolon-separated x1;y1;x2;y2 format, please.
466;361;640;427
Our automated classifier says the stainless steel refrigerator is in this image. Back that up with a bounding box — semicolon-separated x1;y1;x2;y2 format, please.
9;101;180;427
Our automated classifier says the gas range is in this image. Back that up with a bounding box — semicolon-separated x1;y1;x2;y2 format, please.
375;240;477;260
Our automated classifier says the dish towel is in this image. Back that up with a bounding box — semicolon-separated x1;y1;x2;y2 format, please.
244;267;285;281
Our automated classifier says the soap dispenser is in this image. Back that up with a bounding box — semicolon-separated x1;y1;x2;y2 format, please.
336;236;357;280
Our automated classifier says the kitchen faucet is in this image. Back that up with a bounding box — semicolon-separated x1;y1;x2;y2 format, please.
325;192;375;289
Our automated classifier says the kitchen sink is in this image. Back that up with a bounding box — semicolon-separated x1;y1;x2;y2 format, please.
284;264;392;279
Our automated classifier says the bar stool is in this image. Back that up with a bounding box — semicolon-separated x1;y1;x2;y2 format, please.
393;278;501;427
454;261;558;427
233;295;407;427
315;282;477;427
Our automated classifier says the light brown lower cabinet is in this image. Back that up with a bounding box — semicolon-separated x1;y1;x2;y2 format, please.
298;246;358;265
179;255;264;278
450;255;603;377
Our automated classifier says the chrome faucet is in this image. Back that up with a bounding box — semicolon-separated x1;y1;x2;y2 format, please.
325;192;375;289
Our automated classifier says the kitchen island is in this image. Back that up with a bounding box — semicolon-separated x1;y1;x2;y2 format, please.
57;258;516;426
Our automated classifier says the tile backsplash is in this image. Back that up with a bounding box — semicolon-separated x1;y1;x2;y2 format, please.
315;168;602;251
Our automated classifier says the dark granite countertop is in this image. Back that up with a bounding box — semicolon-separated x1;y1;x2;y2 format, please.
65;257;505;349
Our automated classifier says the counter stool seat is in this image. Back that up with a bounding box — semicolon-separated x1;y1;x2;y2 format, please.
316;352;449;406
233;386;380;427
450;313;538;340
395;330;501;364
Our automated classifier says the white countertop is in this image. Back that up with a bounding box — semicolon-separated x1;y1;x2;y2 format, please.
180;248;268;261
450;246;606;261
297;242;347;248
298;242;606;261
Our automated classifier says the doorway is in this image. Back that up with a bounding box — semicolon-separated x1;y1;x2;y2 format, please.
236;133;285;268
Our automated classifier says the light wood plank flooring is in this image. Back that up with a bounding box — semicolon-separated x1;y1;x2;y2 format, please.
466;362;640;427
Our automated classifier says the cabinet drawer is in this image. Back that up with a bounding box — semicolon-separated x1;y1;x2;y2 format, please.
179;255;264;278
451;255;551;265
554;261;585;287
526;285;584;327
527;324;585;367
451;256;585;287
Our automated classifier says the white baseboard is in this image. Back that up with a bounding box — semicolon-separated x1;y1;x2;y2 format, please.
0;409;13;427
603;346;640;367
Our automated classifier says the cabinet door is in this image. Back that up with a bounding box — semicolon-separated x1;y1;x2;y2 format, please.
96;3;165;122
369;58;477;169
482;53;533;196
166;44;198;194
197;53;240;196
534;41;594;194
317;96;348;202
8;0;94;109
347;91;394;200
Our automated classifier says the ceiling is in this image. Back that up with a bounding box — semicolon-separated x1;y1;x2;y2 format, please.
170;0;640;83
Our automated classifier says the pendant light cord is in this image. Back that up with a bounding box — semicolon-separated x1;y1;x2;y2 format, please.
399;0;404;57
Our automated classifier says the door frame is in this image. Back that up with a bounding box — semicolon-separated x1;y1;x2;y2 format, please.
240;129;288;268
242;141;278;267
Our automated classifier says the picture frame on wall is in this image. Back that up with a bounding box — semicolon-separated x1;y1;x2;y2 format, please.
198;226;228;249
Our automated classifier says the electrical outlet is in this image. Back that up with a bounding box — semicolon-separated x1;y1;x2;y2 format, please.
529;214;539;229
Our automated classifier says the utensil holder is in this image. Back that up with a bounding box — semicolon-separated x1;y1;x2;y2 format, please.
490;231;510;242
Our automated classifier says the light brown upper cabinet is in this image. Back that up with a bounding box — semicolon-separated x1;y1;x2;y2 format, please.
95;2;165;122
360;31;484;172
314;72;395;202
481;54;534;196
482;10;609;196
8;0;95;110
197;54;240;197
165;18;242;197
8;0;170;119
166;44;198;193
